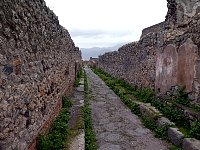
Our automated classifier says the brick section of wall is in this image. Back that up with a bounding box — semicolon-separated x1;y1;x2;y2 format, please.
0;0;82;149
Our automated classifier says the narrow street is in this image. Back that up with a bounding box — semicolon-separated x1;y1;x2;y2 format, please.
85;67;169;150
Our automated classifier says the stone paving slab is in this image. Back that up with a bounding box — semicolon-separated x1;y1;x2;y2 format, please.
85;67;169;150
68;79;85;150
79;78;84;85
69;129;85;150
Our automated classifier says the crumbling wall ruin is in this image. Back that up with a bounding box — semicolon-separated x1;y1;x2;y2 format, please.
99;34;157;89
0;0;82;149
98;0;200;103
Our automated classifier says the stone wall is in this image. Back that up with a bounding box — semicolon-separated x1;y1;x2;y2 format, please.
157;12;200;101
141;22;165;39
98;0;200;103
0;0;82;149
98;33;157;89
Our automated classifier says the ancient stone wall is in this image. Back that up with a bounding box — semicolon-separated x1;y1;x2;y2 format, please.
0;0;82;149
99;31;157;89
157;12;200;101
141;22;165;38
98;0;200;103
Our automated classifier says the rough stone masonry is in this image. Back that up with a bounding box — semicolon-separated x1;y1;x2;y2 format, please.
98;0;200;103
0;0;82;149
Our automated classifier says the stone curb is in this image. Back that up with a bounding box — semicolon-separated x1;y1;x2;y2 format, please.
136;101;200;150
167;127;184;145
139;103;162;121
79;79;84;85
183;138;200;150
156;117;175;127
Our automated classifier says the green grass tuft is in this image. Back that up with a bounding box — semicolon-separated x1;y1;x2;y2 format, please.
37;97;73;150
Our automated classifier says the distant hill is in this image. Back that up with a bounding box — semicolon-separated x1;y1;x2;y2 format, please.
81;43;125;60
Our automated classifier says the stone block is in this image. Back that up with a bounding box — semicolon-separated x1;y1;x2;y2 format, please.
183;138;200;150
156;117;175;127
79;79;84;85
139;103;162;120
77;85;84;92
167;127;184;145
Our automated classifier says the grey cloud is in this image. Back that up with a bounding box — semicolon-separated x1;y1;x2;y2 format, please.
69;29;134;38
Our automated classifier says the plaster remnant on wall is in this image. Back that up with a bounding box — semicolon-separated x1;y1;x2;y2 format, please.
155;44;178;93
156;53;163;78
177;38;198;92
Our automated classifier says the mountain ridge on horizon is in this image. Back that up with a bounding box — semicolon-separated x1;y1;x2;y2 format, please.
81;43;126;60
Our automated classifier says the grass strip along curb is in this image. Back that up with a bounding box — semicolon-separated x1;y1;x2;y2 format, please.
83;70;97;150
37;68;83;149
74;69;84;87
65;71;85;149
92;68;200;149
36;97;73;150
92;68;170;137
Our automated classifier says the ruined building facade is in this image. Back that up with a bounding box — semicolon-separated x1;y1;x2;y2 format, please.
98;0;200;103
0;0;82;149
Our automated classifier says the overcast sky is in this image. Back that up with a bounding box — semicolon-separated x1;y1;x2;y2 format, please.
45;0;167;48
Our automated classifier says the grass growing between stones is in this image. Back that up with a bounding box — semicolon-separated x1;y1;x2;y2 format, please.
65;67;85;149
74;69;83;87
91;68;200;149
92;67;200;141
92;68;172;140
169;145;183;150
36;97;73;150
83;70;97;150
65;106;84;149
141;117;170;140
172;86;200;113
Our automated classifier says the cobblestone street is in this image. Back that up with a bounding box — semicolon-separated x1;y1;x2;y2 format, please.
85;67;169;150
